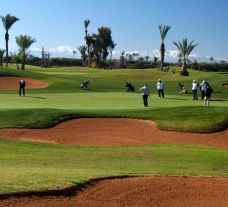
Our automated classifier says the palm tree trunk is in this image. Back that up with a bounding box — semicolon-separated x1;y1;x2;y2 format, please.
85;30;91;67
5;32;9;67
21;50;26;70
160;43;165;71
180;57;189;76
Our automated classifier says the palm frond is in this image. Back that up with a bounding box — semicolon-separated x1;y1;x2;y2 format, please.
173;38;198;59
84;19;90;29
1;14;19;31
15;35;36;50
159;25;171;42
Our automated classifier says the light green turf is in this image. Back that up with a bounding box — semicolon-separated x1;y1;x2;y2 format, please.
0;138;227;193
1;93;227;110
0;65;227;131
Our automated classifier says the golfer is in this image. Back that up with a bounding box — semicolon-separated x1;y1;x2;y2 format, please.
157;79;164;98
139;83;150;107
19;79;26;96
200;80;207;100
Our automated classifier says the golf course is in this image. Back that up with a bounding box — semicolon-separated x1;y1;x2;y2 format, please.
0;65;227;206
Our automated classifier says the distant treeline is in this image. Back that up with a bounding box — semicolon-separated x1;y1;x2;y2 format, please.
9;56;83;67
191;61;228;72
6;55;228;71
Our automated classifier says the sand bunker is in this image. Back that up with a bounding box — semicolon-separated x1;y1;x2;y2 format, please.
1;176;228;207
0;76;48;90
0;118;227;149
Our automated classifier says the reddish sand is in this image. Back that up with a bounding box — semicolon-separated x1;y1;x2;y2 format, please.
0;76;48;90
0;118;227;149
0;176;228;207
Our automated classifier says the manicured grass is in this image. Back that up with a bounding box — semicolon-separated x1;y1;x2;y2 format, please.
0;66;228;132
0;138;227;194
0;65;227;194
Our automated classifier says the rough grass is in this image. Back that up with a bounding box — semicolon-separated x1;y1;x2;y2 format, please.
0;138;227;194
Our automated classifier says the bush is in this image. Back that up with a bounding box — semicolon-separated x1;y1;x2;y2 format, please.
191;62;228;72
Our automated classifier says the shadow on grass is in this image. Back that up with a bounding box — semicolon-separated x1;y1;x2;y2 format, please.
26;96;46;100
165;97;189;101
211;99;227;102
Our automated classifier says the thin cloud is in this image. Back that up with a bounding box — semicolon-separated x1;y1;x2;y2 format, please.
49;45;76;54
30;47;42;52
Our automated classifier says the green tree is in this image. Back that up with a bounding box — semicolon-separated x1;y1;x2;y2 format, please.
78;45;88;67
15;35;36;70
10;52;20;69
120;51;126;68
209;56;214;63
1;14;19;67
89;27;115;68
173;38;198;76
153;56;159;68
145;56;150;62
158;25;171;71
0;49;5;66
108;41;116;69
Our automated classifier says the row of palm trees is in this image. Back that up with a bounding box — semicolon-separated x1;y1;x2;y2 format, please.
0;14;198;73
158;25;198;76
0;14;36;69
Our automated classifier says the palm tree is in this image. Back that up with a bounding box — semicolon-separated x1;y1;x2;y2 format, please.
153;56;159;68
15;35;36;70
209;56;214;63
173;38;198;76
84;19;90;66
0;49;5;66
158;25;171;71
1;14;19;67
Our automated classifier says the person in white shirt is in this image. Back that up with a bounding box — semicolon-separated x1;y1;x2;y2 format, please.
192;80;198;100
139;84;150;107
199;80;207;100
157;79;164;98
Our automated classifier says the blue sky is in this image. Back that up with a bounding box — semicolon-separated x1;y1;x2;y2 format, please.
1;0;228;61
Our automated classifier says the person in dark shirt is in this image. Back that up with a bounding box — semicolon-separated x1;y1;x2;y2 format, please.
125;81;135;92
204;82;213;106
19;79;26;96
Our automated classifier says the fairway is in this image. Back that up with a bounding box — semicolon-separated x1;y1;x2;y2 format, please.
0;66;228;206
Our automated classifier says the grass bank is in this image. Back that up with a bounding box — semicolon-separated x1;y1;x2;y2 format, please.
0;138;227;194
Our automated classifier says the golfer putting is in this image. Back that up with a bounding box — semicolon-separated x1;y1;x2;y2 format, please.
139;83;150;107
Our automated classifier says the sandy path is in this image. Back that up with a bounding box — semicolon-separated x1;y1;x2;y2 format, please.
0;76;48;90
0;176;228;207
0;118;227;149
